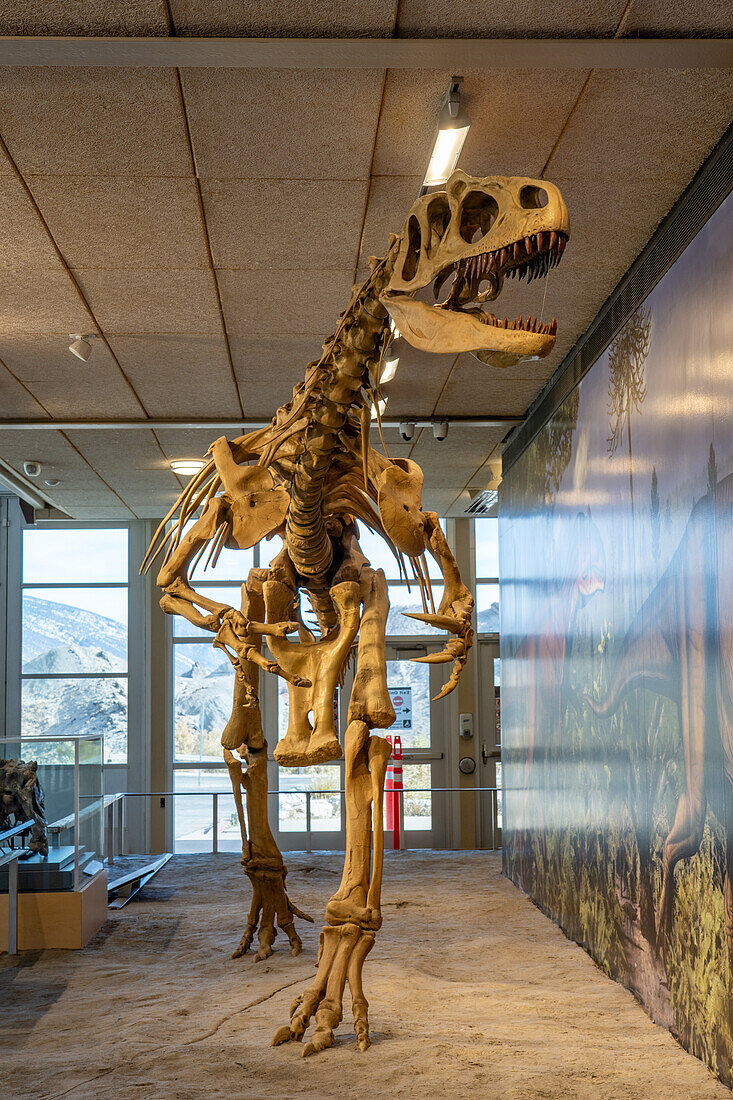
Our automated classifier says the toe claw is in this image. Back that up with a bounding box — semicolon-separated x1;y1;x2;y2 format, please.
272;1025;293;1047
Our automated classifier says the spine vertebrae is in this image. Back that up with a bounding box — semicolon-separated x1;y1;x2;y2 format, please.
286;287;388;579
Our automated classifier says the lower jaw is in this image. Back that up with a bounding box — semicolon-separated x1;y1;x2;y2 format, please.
380;294;555;365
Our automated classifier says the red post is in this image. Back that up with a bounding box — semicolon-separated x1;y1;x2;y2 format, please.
385;734;394;831
391;735;403;851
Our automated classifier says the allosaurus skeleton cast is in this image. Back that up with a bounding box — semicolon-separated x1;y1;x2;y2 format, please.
142;170;569;1056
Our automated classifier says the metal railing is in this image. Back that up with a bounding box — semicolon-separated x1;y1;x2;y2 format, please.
120;787;503;854
48;791;126;867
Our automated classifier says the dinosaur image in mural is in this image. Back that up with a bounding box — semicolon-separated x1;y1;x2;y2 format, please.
142;170;569;1055
587;469;733;959
515;509;605;875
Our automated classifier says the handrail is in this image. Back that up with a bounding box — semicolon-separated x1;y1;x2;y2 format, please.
123;787;500;796
0;818;35;845
48;791;123;834
117;787;503;855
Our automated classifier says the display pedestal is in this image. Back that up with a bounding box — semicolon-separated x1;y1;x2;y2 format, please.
0;869;107;950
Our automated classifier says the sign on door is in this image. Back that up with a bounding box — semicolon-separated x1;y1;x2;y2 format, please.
389;686;412;730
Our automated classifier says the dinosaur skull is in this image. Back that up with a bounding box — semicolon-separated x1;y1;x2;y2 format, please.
380;170;569;368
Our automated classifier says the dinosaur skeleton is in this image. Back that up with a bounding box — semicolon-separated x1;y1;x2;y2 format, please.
142;170;569;1055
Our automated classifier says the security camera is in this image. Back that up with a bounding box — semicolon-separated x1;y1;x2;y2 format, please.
23;461;42;478
432;421;449;442
399;421;415;442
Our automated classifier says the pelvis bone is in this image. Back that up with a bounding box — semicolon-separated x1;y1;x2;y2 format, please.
266;579;361;766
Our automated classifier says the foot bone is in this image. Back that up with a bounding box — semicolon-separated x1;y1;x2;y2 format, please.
272;923;375;1054
233;865;314;962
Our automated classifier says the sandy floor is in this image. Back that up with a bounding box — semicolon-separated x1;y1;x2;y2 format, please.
1;851;729;1099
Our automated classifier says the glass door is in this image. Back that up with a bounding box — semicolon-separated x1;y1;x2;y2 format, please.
384;641;448;849
476;639;502;848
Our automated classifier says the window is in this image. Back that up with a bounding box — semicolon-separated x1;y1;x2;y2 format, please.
475;517;499;633
172;527;254;764
21;527;129;764
357;525;447;637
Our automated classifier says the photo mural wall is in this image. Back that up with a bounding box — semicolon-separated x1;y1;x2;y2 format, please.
500;187;733;1084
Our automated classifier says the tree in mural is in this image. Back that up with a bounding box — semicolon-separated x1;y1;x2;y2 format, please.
605;305;656;942
606;304;652;508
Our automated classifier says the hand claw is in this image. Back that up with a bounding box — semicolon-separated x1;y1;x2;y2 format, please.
403;611;462;633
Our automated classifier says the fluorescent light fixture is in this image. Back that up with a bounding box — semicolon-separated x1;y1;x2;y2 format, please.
380;356;399;384
423;77;470;188
370;398;387;420
68;333;95;361
170;459;206;476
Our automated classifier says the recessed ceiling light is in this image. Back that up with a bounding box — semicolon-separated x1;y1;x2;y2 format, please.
68;333;96;361
170;459;206;477
44;478;60;487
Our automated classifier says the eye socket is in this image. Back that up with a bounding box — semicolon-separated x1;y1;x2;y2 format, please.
520;185;549;209
459;191;499;243
401;214;421;281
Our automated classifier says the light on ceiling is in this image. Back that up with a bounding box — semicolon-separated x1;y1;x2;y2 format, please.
370;398;387;420
68;333;96;361
423;77;470;189
170;459;206;477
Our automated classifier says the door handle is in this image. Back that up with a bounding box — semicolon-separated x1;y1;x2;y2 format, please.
481;742;489;765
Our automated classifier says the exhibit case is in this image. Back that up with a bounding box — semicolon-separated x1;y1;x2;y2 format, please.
0;734;108;949
0;733;105;890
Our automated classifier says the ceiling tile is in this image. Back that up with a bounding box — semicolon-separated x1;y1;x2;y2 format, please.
359;174;422;267
395;0;628;36
229;334;326;410
181;68;384;179
622;0;733;35
155;428;232;459
372;69;588;178
0;427;125;508
0;1;170;34
379;347;455;418
547;69;733;182
202;178;368;270
435;357;552;418
108;334;240;417
0;266;91;335
0;331;134;385
0;68;191;176
24;375;144;420
0;176;60;269
0;366;49;418
27;176;209;270
218;269;353;336
74;269;223;334
169;0;397;35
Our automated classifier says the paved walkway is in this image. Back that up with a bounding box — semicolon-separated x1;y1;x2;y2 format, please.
1;851;728;1099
